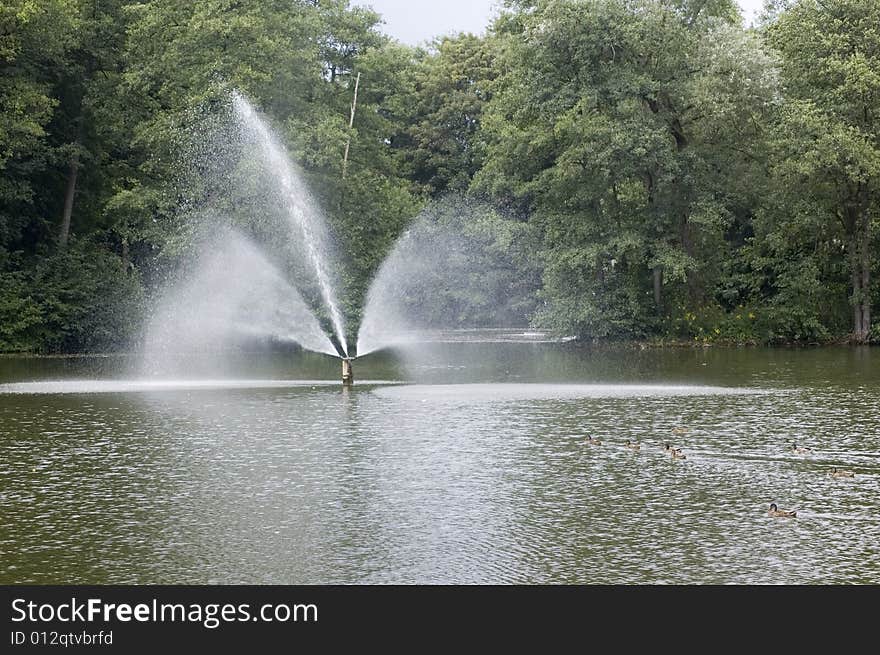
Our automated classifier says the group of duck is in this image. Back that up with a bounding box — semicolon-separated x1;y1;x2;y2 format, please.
582;431;858;519
585;434;687;458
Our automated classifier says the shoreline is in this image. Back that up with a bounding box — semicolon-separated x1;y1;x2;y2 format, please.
1;337;874;358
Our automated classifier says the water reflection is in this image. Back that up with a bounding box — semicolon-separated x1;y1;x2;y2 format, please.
1;344;878;583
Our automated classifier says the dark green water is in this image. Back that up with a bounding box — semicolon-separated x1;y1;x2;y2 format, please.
1;342;878;583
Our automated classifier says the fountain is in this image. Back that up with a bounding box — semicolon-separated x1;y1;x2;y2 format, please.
144;91;539;384
143;227;339;376
231;92;348;357
355;197;538;358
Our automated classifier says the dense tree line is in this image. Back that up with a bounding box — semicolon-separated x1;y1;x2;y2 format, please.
0;0;877;353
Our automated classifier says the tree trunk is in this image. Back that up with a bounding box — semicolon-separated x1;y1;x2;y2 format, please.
58;154;79;248
121;237;130;273
851;273;870;343
680;213;703;305
862;249;871;339
341;71;360;180
850;217;872;343
59;110;85;249
653;265;663;311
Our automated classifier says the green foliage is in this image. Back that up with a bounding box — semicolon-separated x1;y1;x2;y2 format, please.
765;0;880;342
0;243;144;353
476;0;778;338
0;267;43;352
0;0;75;251
664;302;832;345
0;0;876;353
402;34;498;195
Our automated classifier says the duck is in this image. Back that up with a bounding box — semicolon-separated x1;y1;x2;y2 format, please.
585;435;602;445
663;443;686;459
672;427;689;435
791;442;813;455
768;503;797;518
829;468;855;478
624;440;640;451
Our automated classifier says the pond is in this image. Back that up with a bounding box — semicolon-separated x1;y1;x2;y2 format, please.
1;338;878;583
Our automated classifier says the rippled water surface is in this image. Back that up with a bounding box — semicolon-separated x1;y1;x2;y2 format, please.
1;343;878;583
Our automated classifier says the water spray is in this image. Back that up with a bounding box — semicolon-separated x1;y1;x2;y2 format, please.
232;92;349;355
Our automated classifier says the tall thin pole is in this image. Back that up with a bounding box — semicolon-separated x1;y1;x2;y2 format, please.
342;71;360;180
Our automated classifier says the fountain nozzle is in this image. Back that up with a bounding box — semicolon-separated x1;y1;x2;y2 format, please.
341;357;354;386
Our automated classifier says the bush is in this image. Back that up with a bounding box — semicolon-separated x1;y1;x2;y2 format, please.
753;305;831;344
0;243;145;353
0;269;44;352
662;302;832;345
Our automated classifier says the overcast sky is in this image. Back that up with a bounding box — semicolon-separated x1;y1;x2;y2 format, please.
352;1;766;46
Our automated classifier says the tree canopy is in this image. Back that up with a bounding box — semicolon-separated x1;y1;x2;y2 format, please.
0;0;877;353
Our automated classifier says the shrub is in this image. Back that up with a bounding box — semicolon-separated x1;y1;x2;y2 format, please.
0;243;145;353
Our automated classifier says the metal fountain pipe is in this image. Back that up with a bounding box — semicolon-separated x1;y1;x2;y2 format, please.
341;357;354;386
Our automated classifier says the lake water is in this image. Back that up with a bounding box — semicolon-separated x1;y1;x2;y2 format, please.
1;338;878;584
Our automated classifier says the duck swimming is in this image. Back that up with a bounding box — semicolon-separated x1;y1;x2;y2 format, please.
585;435;602;445
624;440;640;451
768;503;797;518
663;443;686;459
791;442;813;454
829;468;855;478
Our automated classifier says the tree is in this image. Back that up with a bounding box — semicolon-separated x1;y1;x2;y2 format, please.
0;0;75;256
403;34;498;196
475;0;775;338
121;1;424;343
767;0;880;343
